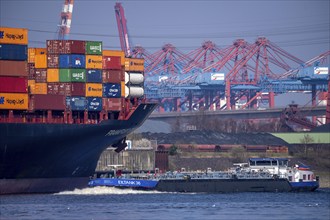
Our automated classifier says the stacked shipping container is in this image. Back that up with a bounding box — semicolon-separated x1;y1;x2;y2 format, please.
0;27;145;123
0;27;29;110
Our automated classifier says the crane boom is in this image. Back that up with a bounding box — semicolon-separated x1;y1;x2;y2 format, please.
58;0;74;40
115;2;131;57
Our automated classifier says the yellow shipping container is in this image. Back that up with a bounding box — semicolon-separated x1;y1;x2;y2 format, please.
85;83;102;97
0;93;29;110
121;81;126;97
47;69;59;82
28;48;47;63
102;50;125;65
0;27;28;45
30;83;47;95
125;58;144;72
85;55;103;69
34;54;47;69
28;80;35;93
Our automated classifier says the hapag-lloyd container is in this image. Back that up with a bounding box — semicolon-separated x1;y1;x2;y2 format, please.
66;96;86;111
0;93;29;110
59;69;86;82
47;54;59;68
85;83;102;97
59;54;86;69
0;76;28;93
0;60;27;76
125;58;144;72
87;97;102;111
85;41;102;55
0;44;28;61
47;40;86;54
35;69;47;83
103;83;121;98
0;27;28;45
86;69;102;83
102;97;123;111
102;56;121;70
29;94;66;110
85;55;102;69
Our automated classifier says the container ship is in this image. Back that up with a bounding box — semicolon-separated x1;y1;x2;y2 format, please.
0;27;157;194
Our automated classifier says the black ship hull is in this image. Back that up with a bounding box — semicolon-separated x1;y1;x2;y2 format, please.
156;178;293;193
0;103;157;194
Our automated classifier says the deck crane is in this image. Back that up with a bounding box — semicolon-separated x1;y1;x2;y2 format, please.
115;2;132;57
58;0;74;39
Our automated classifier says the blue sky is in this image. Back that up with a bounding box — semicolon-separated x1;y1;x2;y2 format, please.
1;0;329;62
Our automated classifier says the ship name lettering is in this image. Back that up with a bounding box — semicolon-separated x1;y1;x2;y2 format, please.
118;180;141;185
105;129;131;136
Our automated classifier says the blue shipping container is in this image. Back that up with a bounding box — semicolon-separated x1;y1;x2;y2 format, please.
103;83;121;98
0;44;27;61
59;54;86;68
86;69;102;83
87;97;102;111
66;96;86;111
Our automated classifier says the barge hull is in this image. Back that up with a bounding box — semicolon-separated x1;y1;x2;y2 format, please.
156;178;292;193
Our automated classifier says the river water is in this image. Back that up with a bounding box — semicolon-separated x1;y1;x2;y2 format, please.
1;187;329;220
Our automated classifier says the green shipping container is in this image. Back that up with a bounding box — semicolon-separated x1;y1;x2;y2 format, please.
86;41;102;55
59;69;86;82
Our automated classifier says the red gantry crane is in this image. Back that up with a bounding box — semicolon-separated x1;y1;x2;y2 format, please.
58;0;74;40
115;2;132;57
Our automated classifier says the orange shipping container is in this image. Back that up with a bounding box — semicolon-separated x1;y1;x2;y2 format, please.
34;54;47;68
121;81;125;97
47;69;59;82
85;83;102;97
0;27;28;45
85;55;103;69
29;81;47;95
124;58;144;72
28;48;47;63
0;93;29;110
102;50;125;65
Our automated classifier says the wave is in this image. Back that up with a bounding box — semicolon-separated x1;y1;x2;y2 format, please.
55;186;165;195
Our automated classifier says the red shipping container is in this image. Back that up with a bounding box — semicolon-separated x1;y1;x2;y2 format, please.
102;56;121;70
0;60;28;77
47;54;59;68
29;94;66;110
35;69;47;83
0;76;28;93
28;63;35;80
102;97;123;111
46;40;61;54
102;69;124;83
71;83;86;96
47;83;70;95
60;40;86;54
47;82;85;96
